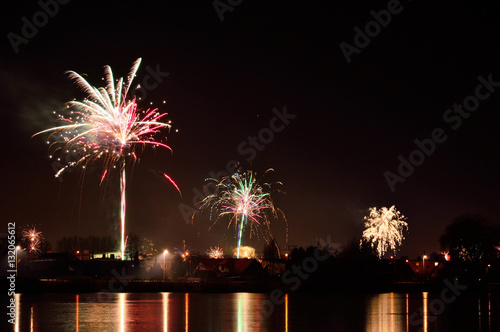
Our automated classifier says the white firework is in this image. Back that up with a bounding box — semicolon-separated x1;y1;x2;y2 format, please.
361;205;408;258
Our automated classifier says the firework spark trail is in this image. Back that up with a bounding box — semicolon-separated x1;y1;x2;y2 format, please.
236;214;245;258
361;205;408;258
120;166;126;259
198;170;287;258
34;58;177;259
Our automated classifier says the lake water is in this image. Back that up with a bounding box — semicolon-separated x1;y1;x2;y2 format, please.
11;291;499;331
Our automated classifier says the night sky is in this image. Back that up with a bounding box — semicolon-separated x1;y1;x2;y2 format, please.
1;1;499;258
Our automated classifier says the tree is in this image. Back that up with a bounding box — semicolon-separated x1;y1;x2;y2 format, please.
124;233;142;260
263;238;280;259
140;237;158;259
440;214;500;262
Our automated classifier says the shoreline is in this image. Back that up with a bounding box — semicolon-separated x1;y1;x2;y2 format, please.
10;277;500;294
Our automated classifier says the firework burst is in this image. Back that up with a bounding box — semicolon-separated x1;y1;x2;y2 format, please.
207;246;224;259
22;226;42;254
360;205;408;258
34;58;178;259
233;246;256;259
198;169;286;258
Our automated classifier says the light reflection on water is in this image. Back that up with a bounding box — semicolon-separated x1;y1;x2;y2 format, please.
365;292;405;332
13;291;499;331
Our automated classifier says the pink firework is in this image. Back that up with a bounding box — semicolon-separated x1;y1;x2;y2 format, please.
34;58;172;179
34;58;178;260
22;226;42;254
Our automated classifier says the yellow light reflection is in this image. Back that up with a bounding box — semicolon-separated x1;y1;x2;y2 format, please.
422;292;428;332
406;293;409;332
119;293;126;332
163;293;169;332
185;293;189;332
30;306;33;332
76;294;79;332
391;292;394;332
478;298;481;330
488;293;491;332
285;293;289;332
238;293;243;332
236;293;252;332
15;293;20;332
366;293;405;331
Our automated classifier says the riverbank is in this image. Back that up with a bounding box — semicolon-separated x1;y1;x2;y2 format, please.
10;277;500;294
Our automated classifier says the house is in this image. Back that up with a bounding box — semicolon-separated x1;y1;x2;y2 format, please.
406;259;444;279
193;258;264;278
26;253;84;278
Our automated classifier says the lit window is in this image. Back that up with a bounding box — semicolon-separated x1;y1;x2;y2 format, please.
416;262;419;266
435;262;439;266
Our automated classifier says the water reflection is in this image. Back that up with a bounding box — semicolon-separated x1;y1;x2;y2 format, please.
76;294;79;332
366;292;406;332
237;293;244;332
163;292;168;332
30;306;33;332
12;291;499;331
489;293;491;332
119;293;125;332
406;293;409;332
15;293;20;332
478;297;482;331
422;292;428;332
285;293;288;332
236;292;259;332
185;293;189;332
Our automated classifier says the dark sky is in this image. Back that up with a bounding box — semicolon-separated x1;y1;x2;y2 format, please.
1;0;499;258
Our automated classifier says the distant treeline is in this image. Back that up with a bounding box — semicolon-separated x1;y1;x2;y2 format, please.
56;235;117;254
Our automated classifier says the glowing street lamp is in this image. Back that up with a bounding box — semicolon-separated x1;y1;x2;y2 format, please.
15;246;21;272
422;255;427;279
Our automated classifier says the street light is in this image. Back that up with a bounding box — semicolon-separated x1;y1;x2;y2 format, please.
422;255;427;279
163;250;168;281
15;246;21;273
